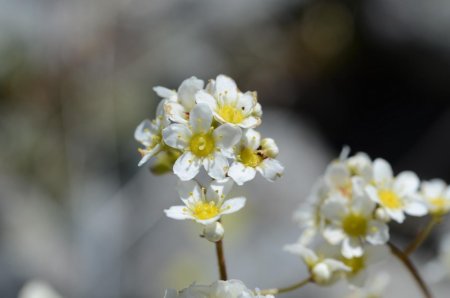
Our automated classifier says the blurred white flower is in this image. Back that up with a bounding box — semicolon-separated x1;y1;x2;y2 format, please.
162;76;205;124
340;245;389;287
162;103;241;180
420;179;450;216
164;178;246;225
135;99;171;166
365;158;427;223
321;188;389;258
228;129;284;185
164;279;274;298
196;75;261;128
424;232;450;284
284;241;350;285
18;280;62;298
346;272;390;298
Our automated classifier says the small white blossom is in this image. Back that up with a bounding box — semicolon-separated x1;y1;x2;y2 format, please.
228;129;284;185
321;181;389;258
365;158;427;223
196;75;261;128
135;99;170;166
284;242;350;285
420;179;450;216
162;76;205;124
164;280;274;298
164;178;246;225
346;272;390;298
163;103;241;180
18;280;63;298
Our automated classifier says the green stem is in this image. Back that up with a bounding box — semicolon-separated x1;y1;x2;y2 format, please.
388;242;432;298
405;216;440;256
258;277;311;295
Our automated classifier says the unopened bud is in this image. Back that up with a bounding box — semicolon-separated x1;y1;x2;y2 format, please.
375;208;390;222
202;222;224;242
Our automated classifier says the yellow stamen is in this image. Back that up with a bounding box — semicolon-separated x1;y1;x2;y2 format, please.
378;190;403;209
342;213;368;237
239;147;263;168
342;256;365;275
217;105;244;124
192;201;220;220
190;133;215;157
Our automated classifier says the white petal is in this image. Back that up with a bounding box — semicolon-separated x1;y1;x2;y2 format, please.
134;119;157;145
205;153;229;180
257;158;284;182
386;208;405;223
240;116;260;129
153;86;177;100
189;103;213;134
321;199;347;221
206;178;234;204
404;199;428;217
236;91;255;115
352;193;375;216
228;162;257;185
177;180;202;203
284;244;319;264
373;158;393;186
242;129;261;150
195;216;221;225
162;124;191;150
178;76;204;110
323;226;346;245
164;102;188;124
325;163;350;189
220;197;246;215
393;171;419;196
342;237;364;258
365;185;381;204
422;179;446;198
215;75;237;101
173;152;201;181
137;144;161;167
323;258;351;272
213;124;242;149
164;206;194;220
195;89;218;110
366;220;389;245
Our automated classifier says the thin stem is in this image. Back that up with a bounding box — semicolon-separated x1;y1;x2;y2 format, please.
215;239;228;280
388;242;432;298
258;277;311;295
405;216;440;256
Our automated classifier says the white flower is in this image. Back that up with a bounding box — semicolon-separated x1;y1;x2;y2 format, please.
284;242;350;285
228;129;284;185
346;272;390;298
365;158;427;223
424;232;450;284
321;185;389;258
162;76;205;124
18;280;63;298
293;177;329;245
164;279;274;298
196;75;261;128
135;99;170;166
162;103;242;180
164;178;246;225
420;179;450;216
340;245;389;287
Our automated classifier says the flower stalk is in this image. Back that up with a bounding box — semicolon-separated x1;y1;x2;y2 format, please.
215;238;228;280
388;242;432;298
258;277;311;295
404;215;441;256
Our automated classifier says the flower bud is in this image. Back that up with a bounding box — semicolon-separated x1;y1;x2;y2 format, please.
375;207;390;222
312;263;332;285
252;100;262;117
261;138;279;158
202;222;224;242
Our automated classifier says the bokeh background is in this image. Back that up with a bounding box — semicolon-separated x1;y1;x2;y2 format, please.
1;0;450;297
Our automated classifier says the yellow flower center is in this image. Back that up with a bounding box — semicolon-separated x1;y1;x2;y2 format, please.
342;213;368;237
217;105;244;124
240;147;263;168
429;197;448;214
189;133;215;157
378;190;403;209
342;256;365;275
192;201;220;220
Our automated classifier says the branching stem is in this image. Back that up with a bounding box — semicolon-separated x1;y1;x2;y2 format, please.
258;277;311;295
405;216;440;256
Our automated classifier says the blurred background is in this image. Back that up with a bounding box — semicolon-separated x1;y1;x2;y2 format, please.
1;0;450;297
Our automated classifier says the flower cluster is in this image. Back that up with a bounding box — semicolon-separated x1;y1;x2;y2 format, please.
164;280;274;298
135;75;284;229
287;147;450;288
